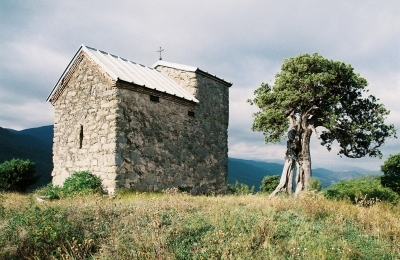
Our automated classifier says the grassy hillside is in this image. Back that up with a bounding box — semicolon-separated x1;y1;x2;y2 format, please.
1;191;399;259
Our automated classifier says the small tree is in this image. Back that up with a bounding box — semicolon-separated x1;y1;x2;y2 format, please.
381;153;400;194
227;181;255;195
0;159;37;192
260;175;280;194
248;53;396;196
308;178;322;192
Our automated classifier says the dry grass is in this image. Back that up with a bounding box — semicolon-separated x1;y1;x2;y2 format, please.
0;190;399;259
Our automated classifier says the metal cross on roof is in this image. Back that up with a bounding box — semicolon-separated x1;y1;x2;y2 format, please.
157;47;164;60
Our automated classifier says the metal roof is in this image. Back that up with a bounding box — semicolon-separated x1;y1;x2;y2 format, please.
47;45;199;103
152;60;232;87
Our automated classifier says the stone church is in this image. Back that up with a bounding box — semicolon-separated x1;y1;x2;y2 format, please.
47;45;231;194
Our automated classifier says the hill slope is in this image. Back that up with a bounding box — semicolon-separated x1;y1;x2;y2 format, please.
0;126;53;189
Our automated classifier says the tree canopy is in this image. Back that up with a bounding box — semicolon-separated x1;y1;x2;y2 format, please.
249;53;396;195
381;153;400;194
249;53;396;159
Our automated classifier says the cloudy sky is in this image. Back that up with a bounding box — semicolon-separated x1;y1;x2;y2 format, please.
1;1;399;171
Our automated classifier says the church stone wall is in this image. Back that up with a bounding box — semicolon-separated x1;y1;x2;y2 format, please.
51;54;119;193
149;66;230;194
51;53;229;195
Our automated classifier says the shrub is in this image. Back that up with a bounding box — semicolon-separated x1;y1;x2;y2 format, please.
38;171;103;199
308;177;322;192
227;181;254;195
323;175;399;204
38;183;62;200
0;159;37;192
62;171;103;196
259;175;280;194
381;153;400;194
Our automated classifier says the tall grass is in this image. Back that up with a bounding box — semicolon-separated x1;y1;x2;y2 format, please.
0;190;399;259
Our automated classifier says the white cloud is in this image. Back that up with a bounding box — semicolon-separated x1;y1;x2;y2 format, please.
0;101;53;130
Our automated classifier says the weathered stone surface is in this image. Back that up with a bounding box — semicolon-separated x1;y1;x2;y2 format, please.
51;54;118;193
51;52;230;195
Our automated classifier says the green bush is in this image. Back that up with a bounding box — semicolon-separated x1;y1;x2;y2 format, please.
381;153;400;194
308;177;322;192
38;183;62;200
260;175;280;194
63;171;103;195
38;171;103;199
0;159;37;192
227;181;255;195
323;175;399;204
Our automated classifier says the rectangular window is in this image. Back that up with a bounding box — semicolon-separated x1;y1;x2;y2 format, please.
79;125;83;149
188;111;195;117
150;95;159;102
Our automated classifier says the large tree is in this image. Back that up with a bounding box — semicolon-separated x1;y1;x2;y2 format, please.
248;53;396;196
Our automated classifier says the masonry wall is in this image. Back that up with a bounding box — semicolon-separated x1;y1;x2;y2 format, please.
51;54;118;193
115;66;230;194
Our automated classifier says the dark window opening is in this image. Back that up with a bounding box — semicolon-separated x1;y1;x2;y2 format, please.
188;111;195;117
79;125;83;149
150;95;160;102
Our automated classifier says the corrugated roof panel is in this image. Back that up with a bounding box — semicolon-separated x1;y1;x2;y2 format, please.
152;60;197;72
48;45;200;103
114;59;146;86
82;45;198;102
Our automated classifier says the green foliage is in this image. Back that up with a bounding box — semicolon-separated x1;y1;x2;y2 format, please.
62;171;103;195
381;153;400;194
308;178;322;191
248;53;396;158
323;175;399;204
38;183;62;200
0;204;103;259
227;181;255;195
0;158;37;192
260;175;280;193
38;171;103;199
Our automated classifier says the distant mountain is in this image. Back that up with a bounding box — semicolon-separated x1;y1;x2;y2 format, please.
228;158;377;190
227;158;282;190
0;125;53;189
1;125;377;192
7;125;54;148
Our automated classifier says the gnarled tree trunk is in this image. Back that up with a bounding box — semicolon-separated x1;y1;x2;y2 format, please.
268;158;295;197
270;113;313;197
294;126;312;195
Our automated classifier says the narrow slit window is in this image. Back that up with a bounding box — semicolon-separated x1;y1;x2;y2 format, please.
150;95;159;102
79;125;83;149
188;111;195;117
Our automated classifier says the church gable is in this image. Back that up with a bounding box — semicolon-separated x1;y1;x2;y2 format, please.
47;49;115;105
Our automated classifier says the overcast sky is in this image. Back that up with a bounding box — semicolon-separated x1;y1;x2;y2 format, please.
1;1;399;171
